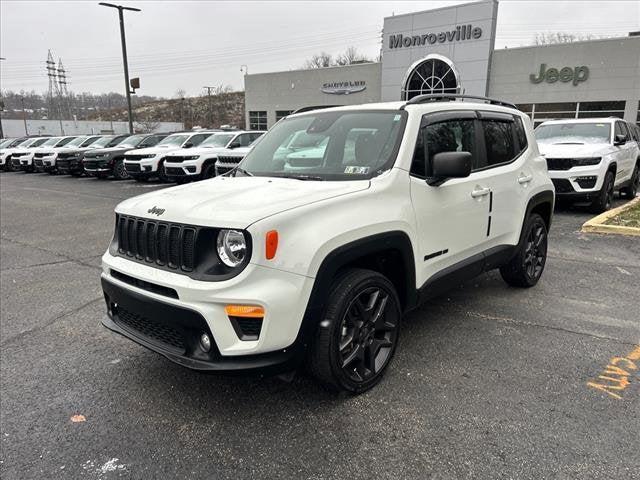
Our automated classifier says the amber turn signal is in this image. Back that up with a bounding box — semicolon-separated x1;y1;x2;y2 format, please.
265;230;278;260
225;305;265;318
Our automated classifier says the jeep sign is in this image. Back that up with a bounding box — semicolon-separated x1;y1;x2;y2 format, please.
530;64;589;86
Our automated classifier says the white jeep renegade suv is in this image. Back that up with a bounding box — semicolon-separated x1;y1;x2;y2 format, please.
536;118;640;212
101;95;554;393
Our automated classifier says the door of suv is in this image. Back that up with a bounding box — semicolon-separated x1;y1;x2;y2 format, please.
409;112;489;285
613;121;636;184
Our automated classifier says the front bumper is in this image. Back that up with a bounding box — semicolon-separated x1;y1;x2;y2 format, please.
124;159;160;173
100;252;315;370
56;157;82;173
164;160;201;177
549;166;604;200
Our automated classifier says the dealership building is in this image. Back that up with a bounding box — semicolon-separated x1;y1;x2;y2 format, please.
244;0;640;130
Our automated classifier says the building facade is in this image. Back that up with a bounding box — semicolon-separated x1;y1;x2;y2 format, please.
244;0;640;129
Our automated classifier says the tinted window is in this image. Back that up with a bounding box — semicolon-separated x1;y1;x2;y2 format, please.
483;120;516;167
515;117;528;153
236;134;253;147
56;137;76;147
189;134;210;146
614;121;629;140
411;119;479;177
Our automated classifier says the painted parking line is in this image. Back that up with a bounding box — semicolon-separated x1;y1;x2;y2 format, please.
587;345;640;399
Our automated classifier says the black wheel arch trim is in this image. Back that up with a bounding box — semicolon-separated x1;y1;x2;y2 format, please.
524;189;555;232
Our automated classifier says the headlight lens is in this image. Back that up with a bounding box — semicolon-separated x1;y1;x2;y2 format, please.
216;229;247;267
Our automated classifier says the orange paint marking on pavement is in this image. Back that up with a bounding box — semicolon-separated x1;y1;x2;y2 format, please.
587;345;639;400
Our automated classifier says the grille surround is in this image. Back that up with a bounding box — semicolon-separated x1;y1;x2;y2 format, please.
110;214;252;281
551;178;574;193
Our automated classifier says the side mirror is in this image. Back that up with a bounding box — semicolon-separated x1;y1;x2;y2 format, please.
184;142;193;148
427;151;472;186
614;134;626;146
228;141;241;149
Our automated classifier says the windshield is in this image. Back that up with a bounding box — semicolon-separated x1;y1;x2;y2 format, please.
157;134;189;147
200;133;234;147
535;122;611;145
0;139;13;148
40;137;62;147
90;136;115;148
240;110;406;180
117;135;146;148
65;136;89;147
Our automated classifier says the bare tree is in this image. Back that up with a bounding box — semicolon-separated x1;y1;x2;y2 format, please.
335;47;372;66
174;88;187;99
534;32;595;45
134;116;160;133
304;52;333;69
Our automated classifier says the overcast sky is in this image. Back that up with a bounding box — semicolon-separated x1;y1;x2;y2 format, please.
1;0;638;98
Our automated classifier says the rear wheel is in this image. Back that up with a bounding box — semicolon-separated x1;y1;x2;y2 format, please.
308;269;401;394
112;160;129;180
620;163;639;199
590;171;615;213
500;213;548;288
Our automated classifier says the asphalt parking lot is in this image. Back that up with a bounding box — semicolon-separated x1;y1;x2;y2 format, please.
1;171;639;479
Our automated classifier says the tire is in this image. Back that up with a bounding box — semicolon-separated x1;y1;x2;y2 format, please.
500;213;548;288
112;159;129;180
157;161;168;182
308;268;401;394
590;170;615;213
201;163;216;180
620;163;639;199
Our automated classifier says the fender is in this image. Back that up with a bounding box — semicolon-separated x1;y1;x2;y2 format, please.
524;189;555;231
293;231;416;353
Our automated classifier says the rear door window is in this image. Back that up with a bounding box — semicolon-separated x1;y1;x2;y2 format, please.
481;119;517;167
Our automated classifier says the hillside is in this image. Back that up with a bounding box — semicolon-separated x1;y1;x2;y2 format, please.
88;91;245;130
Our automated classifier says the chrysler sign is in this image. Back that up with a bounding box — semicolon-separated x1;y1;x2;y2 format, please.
321;81;366;95
389;25;482;49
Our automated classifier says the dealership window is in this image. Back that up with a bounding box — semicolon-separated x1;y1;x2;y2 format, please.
249;111;267;131
520;101;626;126
276;110;293;122
577;101;625;119
402;55;460;100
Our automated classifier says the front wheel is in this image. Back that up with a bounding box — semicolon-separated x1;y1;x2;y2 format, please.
500;213;548;288
590;171;615;213
201;163;216;179
157;161;169;182
308;269;401;394
112;160;129;180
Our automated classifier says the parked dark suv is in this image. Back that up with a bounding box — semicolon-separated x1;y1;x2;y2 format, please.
83;133;168;180
57;135;129;176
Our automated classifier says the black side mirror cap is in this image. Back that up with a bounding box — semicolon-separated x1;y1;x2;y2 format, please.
427;151;472;186
614;134;626;146
184;143;193;148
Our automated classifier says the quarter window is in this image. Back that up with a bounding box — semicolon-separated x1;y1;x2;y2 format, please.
482;120;516;167
514;117;528;153
249;111;268;131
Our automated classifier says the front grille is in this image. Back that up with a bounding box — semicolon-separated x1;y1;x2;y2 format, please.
116;215;197;272
165;167;186;176
166;156;196;163
546;158;574;171
116;305;186;352
111;269;178;299
84;160;105;170
215;155;244;176
34;159;44;167
124;154;148;161
552;178;574;193
34;152;47;158
125;163;142;172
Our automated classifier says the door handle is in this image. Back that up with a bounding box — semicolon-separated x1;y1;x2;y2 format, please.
471;187;491;198
518;174;533;184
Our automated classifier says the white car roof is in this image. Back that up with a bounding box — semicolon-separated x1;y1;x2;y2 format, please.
538;118;619;126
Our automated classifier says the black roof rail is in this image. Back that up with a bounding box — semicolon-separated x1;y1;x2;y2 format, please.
403;94;517;110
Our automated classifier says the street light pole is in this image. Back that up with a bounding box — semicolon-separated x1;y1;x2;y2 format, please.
20;97;28;135
98;2;140;134
0;57;5;138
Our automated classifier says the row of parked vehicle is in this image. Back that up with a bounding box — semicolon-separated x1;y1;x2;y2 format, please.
0;128;265;183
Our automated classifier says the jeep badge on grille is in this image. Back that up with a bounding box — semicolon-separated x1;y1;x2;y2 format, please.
147;206;165;216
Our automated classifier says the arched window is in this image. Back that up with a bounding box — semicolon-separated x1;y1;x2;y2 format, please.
402;54;461;100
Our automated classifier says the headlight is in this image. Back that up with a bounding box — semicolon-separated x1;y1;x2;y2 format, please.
216;229;247;267
572;157;601;166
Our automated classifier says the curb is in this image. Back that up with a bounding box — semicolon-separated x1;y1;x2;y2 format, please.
581;197;640;237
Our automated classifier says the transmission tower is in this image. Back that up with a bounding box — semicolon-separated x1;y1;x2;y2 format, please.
57;58;71;119
46;50;57;120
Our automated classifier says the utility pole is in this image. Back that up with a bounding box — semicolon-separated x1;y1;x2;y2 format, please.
203;86;216;128
20;97;28;135
180;97;186;129
0;57;5;138
99;2;141;134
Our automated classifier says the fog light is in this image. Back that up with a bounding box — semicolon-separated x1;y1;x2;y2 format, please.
200;333;211;352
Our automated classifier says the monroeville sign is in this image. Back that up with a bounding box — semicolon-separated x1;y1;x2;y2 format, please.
389;25;482;49
530;64;589;86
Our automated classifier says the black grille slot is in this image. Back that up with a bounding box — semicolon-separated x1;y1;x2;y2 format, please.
182;229;195;270
116;305;185;352
230;316;263;341
114;215;203;274
552;178;574;193
168;226;180;268
125;163;142;172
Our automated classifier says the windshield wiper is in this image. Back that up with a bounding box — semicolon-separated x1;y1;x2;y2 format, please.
278;174;324;181
233;166;253;177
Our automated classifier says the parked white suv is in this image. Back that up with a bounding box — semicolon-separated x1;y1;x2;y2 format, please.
100;95;554;393
38;135;102;174
536;118;640;212
163;130;264;182
1;137;49;171
123;131;215;181
31;136;78;172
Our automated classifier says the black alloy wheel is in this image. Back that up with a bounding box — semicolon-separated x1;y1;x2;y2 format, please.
113;160;129;180
308;269;401;393
500;213;548;288
157;160;168;182
523;221;547;281
621;164;639;198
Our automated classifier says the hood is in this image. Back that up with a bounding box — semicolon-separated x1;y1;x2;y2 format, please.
537;142;613;158
129;145;180;155
115;176;370;229
85;146;135;156
166;145;230;157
